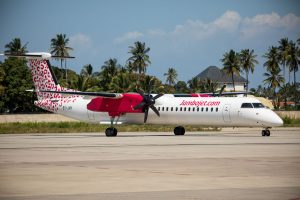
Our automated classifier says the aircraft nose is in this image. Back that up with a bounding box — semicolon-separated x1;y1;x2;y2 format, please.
271;113;284;126
274;115;284;126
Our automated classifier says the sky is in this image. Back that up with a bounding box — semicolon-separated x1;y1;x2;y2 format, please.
0;0;300;89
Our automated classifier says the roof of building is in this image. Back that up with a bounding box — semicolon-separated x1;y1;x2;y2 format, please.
195;66;247;83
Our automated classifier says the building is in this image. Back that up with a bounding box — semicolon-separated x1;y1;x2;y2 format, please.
194;66;247;91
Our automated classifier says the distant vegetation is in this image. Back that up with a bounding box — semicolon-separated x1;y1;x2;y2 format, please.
0;35;299;113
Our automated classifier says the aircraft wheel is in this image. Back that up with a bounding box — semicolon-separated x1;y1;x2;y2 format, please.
261;130;266;136
265;130;270;136
174;126;185;135
105;127;118;137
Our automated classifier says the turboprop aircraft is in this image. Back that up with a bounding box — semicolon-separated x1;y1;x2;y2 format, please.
1;52;283;137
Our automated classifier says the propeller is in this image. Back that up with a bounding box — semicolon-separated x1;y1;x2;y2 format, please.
133;80;164;123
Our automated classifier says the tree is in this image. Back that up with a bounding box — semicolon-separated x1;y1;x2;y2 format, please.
199;78;219;94
0;58;43;113
164;67;178;86
239;49;258;93
188;77;200;93
100;58;121;91
109;73;133;93
127;41;151;74
278;38;289;82
263;46;280;72
220;49;240;91
286;41;299;107
174;81;189;93
80;64;93;78
71;75;88;91
263;67;284;107
4;38;28;55
50;34;73;82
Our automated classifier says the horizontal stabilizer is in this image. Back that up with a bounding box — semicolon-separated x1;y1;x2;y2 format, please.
0;52;75;59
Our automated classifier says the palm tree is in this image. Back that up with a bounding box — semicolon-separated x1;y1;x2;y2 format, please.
50;34;73;82
220;49;240;91
239;49;258;93
100;58;121;90
263;67;284;107
110;73;133;93
5;38;28;55
278;38;290;83
188;77;200;93
71;75;88;91
286;41;299;107
127;41;151;74
80;64;93;78
200;78;219;94
164;67;178;85
263;46;280;72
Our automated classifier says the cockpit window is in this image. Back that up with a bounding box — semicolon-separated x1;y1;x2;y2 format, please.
252;103;265;108
241;103;253;108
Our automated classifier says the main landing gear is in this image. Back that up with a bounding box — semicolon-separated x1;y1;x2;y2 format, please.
105;116;118;137
174;126;185;135
261;128;271;137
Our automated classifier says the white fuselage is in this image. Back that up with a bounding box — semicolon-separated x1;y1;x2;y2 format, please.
40;94;283;128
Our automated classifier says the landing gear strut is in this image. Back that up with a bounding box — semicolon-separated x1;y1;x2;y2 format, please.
261;128;270;137
174;126;185;135
105;116;118;137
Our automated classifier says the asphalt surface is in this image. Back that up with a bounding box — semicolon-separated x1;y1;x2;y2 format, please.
0;128;300;200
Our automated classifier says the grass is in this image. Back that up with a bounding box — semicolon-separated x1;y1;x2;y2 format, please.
282;116;300;127
1;116;299;134
0;122;220;134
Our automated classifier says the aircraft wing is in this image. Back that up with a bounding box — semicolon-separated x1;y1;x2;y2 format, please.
36;90;121;98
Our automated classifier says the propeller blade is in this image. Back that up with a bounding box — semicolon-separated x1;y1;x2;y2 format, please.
150;105;160;117
153;93;164;100
144;107;149;123
133;102;146;110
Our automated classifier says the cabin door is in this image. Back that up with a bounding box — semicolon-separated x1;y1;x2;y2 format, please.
222;104;231;123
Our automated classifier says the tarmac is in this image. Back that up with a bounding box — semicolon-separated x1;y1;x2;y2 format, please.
0;127;300;200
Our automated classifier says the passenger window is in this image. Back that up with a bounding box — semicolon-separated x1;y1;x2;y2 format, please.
184;107;186;112
197;107;199;112
241;103;253;108
201;107;204;112
176;107;178;111
188;107;191;112
193;107;195;112
206;107;208;112
216;108;218;112
166;107;168;111
211;107;213;112
162;107;164;111
252;103;264;108
171;107;173;111
158;107;160;111
180;107;182;111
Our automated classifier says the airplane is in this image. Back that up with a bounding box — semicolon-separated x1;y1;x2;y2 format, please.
1;52;283;137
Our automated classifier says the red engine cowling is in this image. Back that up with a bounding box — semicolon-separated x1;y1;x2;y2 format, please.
87;93;144;117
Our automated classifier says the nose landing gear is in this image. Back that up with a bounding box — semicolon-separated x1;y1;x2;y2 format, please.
261;128;271;136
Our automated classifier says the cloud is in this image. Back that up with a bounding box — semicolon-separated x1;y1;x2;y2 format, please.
171;10;241;39
241;12;300;38
70;33;91;48
147;29;166;37
113;31;143;44
113;11;300;44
